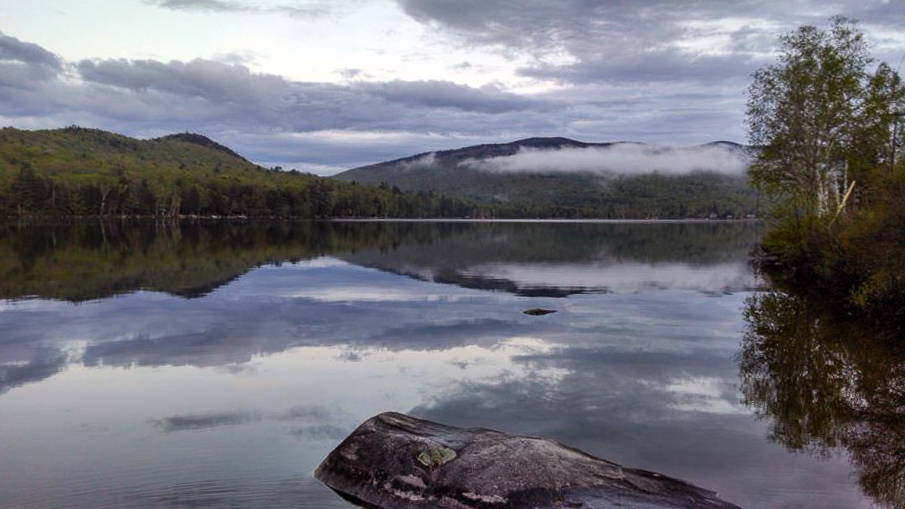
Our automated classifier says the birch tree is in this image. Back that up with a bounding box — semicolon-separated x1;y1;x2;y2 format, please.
747;17;902;226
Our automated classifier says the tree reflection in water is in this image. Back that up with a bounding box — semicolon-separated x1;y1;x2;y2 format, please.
740;278;905;508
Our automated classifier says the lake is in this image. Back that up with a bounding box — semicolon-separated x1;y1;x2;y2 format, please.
0;221;887;508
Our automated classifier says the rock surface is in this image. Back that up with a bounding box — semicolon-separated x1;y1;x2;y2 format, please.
315;412;741;509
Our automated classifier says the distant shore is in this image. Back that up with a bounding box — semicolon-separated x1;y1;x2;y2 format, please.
1;215;761;224
331;217;760;223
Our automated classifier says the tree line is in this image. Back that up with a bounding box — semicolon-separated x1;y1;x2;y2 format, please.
0;127;473;219
3;163;473;218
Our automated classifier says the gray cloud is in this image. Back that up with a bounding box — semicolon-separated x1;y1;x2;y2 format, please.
521;50;757;85
149;406;349;436
150;411;262;432
0;347;67;396
0;39;571;168
394;0;905;86
395;0;761;83
76;57;550;115
148;0;253;12
3;0;900;172
72;57;550;122
0;31;62;69
211;50;259;66
77;58;289;102
288;424;349;440
0;31;63;86
275;404;336;422
357;80;549;113
336;67;368;80
145;0;345;17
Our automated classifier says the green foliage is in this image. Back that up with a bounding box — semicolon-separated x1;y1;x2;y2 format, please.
836;167;905;317
748;18;905;316
747;17;904;229
351;168;759;220
336;140;760;219
0;126;473;219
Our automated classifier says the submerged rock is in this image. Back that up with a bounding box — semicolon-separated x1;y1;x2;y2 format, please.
315;412;741;509
523;308;557;316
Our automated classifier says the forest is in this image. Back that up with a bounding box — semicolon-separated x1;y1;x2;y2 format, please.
0;126;759;220
0;127;473;219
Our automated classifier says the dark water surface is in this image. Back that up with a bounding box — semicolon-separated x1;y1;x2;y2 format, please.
0;221;888;508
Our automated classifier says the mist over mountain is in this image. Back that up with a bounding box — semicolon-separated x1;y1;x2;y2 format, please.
0;128;759;220
334;137;759;219
463;141;752;175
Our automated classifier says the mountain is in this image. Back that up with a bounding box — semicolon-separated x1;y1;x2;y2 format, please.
0;128;759;220
0;126;470;218
334;137;759;219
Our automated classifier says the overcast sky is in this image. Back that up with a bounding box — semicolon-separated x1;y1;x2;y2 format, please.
2;0;904;174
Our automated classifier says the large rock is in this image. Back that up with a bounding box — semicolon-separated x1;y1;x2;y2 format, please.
315;412;741;509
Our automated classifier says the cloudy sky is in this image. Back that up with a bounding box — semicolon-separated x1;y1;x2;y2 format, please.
2;1;904;174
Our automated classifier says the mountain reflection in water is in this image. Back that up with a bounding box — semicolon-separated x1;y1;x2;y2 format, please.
0;220;760;302
0;220;890;509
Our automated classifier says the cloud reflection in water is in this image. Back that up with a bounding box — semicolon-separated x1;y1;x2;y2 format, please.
0;221;873;509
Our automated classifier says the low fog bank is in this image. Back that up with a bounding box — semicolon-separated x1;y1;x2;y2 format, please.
400;152;437;170
462;144;751;176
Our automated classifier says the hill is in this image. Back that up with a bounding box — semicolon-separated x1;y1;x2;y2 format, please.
0;126;470;218
334;138;760;219
154;132;249;161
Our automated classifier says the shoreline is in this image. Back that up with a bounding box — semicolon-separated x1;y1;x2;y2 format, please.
330;217;760;224
0;216;761;224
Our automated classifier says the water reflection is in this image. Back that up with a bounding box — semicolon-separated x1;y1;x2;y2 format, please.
0;221;761;396
0;220;761;302
0;220;882;509
740;278;905;508
339;221;761;296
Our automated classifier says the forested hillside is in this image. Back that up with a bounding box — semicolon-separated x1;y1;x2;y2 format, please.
335;138;760;219
0;127;763;220
0;127;471;218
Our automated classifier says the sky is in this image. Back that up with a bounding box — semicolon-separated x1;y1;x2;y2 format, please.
1;0;904;174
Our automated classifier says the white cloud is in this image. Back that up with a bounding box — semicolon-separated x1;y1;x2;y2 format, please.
460;260;754;293
400;152;436;171
463;143;751;175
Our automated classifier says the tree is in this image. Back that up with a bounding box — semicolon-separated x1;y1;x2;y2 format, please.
11;162;43;215
747;17;904;230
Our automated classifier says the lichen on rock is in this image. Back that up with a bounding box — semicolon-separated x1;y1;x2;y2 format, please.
417;448;456;467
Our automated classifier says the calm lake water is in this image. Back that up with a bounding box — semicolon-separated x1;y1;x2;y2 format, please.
0;221;888;508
